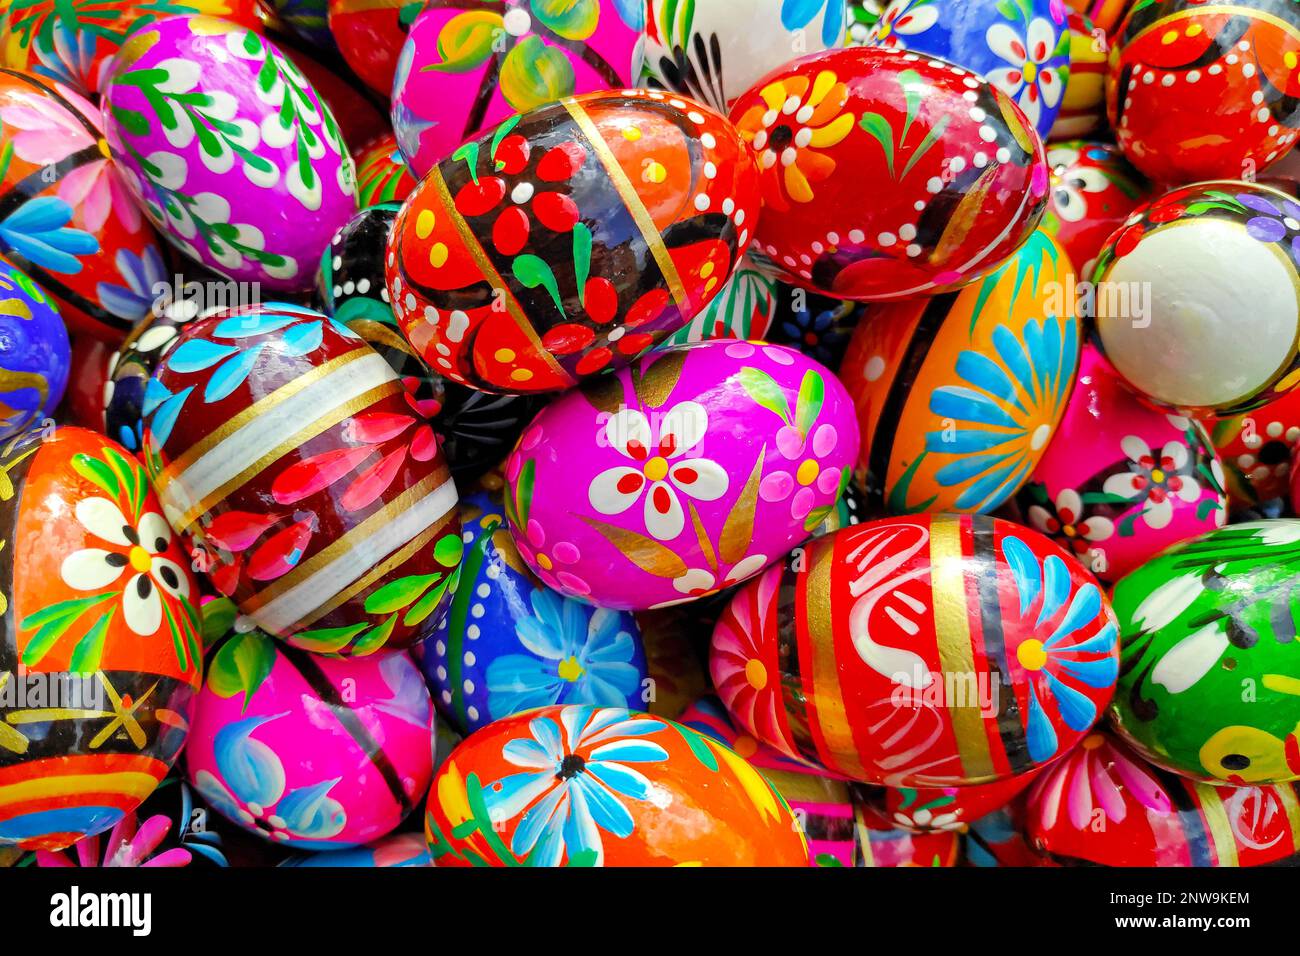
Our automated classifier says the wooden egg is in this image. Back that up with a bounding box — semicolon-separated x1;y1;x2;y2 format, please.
1110;520;1300;785
1107;0;1300;185
710;515;1120;786
387;89;760;394
841;229;1079;515
1026;731;1300;866
424;704;810;866
868;0;1070;136
101;16;358;293
0;426;202;850
354;133;417;207
0;68;168;342
1092;181;1300;416
503;341;860;610
390;0;644;177
0;260;68;440
140;303;462;656
729;46;1050;301
1044;140;1148;276
1210;386;1300;507
1010;344;1228;584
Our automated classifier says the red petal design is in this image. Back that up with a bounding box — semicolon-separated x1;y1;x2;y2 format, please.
616;473;644;494
210;555;242;597
272;446;375;505
584;278;618;324
625;289;670;328
494;134;531;175
246;517;315;581
533;192;579;233
540;323;595;355
454;177;507;217
536;141;586;182
340;447;408;512
410;426;439;462
348;412;415;444
493;206;531;256
204;511;282;553
576;347;613;376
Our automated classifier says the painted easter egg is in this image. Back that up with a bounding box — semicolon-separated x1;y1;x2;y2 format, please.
187;630;433;848
730;46;1050;301
354;133;417;207
272;26;388;148
1110;521;1300;785
0;426;202;850
423;490;648;734
0;0;266;97
1108;0;1300;185
1011;345;1227;584
424;704;810;866
840;229;1079;515
283;831;432;866
387;89;760;395
869;0;1070;136
1092;181;1300;416
867;773;1039;834
1064;0;1131;35
659;255;777;347
503;341;860;610
1048;14;1108;142
765;282;866;373
643;0;845;113
1044;140;1147;275
0;69;167;342
328;0;420;95
848;1;886;45
678;696;959;867
140;303;463;656
1025;731;1300;866
0;261;68;440
391;0;644;177
317;204;542;482
101;16;358;293
710;515;1120;786
1209;388;1300;507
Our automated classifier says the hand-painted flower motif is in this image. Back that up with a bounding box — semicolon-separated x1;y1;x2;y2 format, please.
710;568;785;749
587;402;729;541
869;0;939;47
95;246;167;323
483;706;669;866
192;713;347;846
1002;535;1119;763
60;497;190;638
1030;732;1171;831
671;554;771;601
735;70;856;210
34;812;193;868
0;195;99;274
1240;191;1300;266
486;590;642;716
985;16;1065;129
1102;436;1202;530
1026;487;1114;556
756;366;845;527
782;0;847;47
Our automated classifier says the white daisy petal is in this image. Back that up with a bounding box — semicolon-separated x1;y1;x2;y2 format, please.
75;497;133;545
123;574;163;636
657;401;708;458
1144;496;1174;530
588;466;646;516
138;511;173;555
604;409;652;461
643;481;685;541
61;548;126;591
668;458;729;502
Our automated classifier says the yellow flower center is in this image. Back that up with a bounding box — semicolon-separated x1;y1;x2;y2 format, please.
879;22;892;38
128;545;152;573
796;459;820;486
1151;468;1165;483
557;656;584;682
1063;524;1077;537
98;138;112;160
644;456;669;482
1023;61;1038;84
745;658;767;690
1082;733;1105;750
536;553;554;571
1017;639;1047;672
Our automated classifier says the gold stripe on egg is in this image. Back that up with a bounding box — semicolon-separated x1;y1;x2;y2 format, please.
928;515;997;782
853;802;876;868
426;168;569;382
560;97;690;311
1192;782;1240;868
290;509;457;631
155;347;375;496
176;379;402;531
805;537;866;781
242;469;453;615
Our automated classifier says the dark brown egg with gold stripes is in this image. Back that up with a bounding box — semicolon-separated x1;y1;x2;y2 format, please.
386;89;760;394
710;514;1119;787
185;630;433;848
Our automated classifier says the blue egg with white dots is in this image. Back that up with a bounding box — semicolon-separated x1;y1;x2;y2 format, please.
0;262;69;441
418;490;648;734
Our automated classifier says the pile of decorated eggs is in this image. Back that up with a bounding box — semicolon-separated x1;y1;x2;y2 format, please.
4;0;1300;876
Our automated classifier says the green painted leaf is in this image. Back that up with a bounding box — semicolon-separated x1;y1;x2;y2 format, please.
71;453;119;498
513;254;563;312
531;0;599;40
858;113;896;179
365;573;438;615
289;622;367;654
795;370;824;436
498;35;576;112
434;533;465;567
573;223;592;301
69;610;113;673
737;367;792;425
351;613;398;656
404;572;455;627
208;631;277;710
426;11;504;73
489;113;523;169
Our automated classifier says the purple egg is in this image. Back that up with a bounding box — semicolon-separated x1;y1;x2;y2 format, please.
101;15;358;292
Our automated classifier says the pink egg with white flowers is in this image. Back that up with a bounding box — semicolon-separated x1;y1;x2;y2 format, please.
1009;345;1228;583
186;632;434;849
503;341;860;610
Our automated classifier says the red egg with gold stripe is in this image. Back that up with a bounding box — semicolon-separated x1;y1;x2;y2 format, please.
0;426;201;851
386;89;760;395
710;514;1120;786
140;304;462;657
1026;731;1300;866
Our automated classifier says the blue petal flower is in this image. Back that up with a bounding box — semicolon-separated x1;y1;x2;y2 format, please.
212;712;289;809
0;197;98;274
